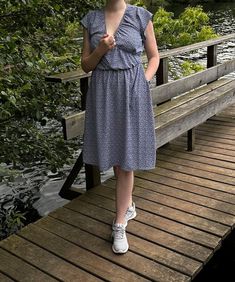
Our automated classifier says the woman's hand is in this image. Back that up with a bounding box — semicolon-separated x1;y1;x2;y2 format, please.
97;34;116;56
81;29;116;73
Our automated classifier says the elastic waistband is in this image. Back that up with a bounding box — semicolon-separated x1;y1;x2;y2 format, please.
95;62;141;71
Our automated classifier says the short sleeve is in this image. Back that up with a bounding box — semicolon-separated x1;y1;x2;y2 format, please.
80;12;89;31
137;7;153;41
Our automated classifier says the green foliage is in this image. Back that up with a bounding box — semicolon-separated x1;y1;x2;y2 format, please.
0;1;218;175
131;0;147;8
0;0;103;173
0;210;24;239
181;60;205;76
153;5;217;48
0;189;41;240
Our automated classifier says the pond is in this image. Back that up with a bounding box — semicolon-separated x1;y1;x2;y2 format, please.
0;2;235;239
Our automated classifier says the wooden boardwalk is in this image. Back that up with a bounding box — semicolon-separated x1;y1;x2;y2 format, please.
0;105;235;282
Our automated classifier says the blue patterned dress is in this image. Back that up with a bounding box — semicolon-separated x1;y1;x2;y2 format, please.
80;4;156;172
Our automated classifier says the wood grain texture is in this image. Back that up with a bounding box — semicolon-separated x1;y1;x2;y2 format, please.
0;272;15;282
0;247;58;282
66;197;212;264
1;104;235;282
37;213;196;279
18;224;145;282
1;234;99;282
152;60;235;105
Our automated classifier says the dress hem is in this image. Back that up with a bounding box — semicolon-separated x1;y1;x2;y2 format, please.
83;160;156;173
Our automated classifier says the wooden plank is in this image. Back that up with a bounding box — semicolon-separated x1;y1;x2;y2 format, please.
154;78;231;117
65;197;213;263
148;165;235;195
158;33;235;60
61;79;234;142
196;128;235;142
36;214;199;279
62;111;85;140
156;156;235;185
18;224;145;282
0;272;14;282
1;234;99;282
156;79;235;129
80;184;221;249
205;119;235;127
101;181;231;236
135;170;235;205
45;69;91;83
210;116;235;123
158;149;235;175
163;144;235;170
34;214;193;281
131;185;235;226
172;139;235;159
60;75;233;142
196;122;235;133
198;122;235;134
131;177;235;216
182;133;235;147
105;178;235;226
156;83;235;148
151;60;235;105
74;189;223;250
0;247;57;282
178;138;235;155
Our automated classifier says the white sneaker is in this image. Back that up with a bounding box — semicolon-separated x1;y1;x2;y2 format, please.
112;202;137;229
112;223;129;254
125;202;137;222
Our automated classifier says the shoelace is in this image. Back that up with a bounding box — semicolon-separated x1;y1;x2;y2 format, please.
125;207;133;217
113;226;125;239
125;205;134;218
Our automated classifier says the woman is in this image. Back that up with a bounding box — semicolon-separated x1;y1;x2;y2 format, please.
80;0;160;254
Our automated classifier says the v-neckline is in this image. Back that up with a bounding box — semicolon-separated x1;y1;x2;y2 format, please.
103;4;129;37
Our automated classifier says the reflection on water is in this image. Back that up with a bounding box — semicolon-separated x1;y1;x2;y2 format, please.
0;2;235;217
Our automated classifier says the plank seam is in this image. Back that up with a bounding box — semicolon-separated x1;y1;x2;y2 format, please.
16;231;110;282
0;245;61;281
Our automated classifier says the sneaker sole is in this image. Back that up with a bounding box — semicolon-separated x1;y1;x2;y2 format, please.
112;244;129;254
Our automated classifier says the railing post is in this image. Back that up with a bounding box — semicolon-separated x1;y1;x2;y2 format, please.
207;45;217;68
187;128;195;151
85;164;101;190
80;77;101;190
80;77;89;110
156;57;169;86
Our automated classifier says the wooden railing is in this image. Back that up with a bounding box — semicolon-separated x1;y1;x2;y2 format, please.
45;33;235;199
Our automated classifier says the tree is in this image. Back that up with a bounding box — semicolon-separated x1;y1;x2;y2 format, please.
153;5;217;48
0;0;103;172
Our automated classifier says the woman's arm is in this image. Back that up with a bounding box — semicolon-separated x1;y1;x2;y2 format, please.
144;20;160;81
81;28;116;73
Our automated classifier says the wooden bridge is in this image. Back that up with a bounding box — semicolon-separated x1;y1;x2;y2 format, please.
0;105;235;281
0;35;235;281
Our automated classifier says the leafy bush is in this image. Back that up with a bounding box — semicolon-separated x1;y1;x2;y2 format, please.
0;0;103;172
0;189;41;240
153;6;217;48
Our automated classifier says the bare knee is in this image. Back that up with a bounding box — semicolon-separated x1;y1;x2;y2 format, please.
113;166;133;179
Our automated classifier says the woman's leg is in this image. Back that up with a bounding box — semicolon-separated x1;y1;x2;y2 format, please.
113;165;134;224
